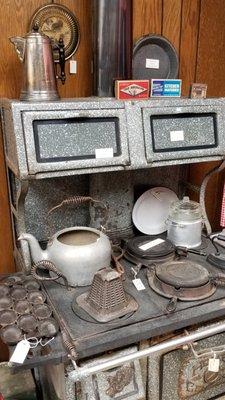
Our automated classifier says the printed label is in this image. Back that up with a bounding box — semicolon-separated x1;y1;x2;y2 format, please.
139;238;165;251
146;58;159;69
95;148;114;159
170;130;184;142
132;278;145;291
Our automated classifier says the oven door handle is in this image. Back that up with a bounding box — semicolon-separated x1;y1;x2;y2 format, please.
68;321;225;382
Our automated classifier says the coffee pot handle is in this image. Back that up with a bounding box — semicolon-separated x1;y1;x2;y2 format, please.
54;38;66;84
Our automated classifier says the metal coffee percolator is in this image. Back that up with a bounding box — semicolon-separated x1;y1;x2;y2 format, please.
10;24;65;101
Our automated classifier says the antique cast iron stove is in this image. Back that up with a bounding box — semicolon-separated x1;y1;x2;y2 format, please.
2;97;225;399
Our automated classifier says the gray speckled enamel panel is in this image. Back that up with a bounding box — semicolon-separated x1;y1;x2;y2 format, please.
2;97;225;179
24;175;89;241
22;108;129;175
142;104;225;162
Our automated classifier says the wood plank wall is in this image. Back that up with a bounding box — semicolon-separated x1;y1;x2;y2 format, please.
0;0;225;358
133;0;225;228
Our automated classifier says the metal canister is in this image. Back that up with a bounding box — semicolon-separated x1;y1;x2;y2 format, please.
166;197;203;248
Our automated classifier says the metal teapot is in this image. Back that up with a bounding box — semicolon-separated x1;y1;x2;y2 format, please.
10;24;65;101
18;196;112;287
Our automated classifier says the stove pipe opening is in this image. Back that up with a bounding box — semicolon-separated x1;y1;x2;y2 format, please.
93;0;133;97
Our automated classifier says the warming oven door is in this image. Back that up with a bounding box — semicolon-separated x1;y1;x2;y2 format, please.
21;109;130;175
142;105;225;163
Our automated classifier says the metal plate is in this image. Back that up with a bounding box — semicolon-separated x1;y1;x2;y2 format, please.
126;235;174;259
132;34;179;81
30;4;80;61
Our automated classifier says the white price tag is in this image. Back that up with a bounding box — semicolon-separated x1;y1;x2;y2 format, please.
170;130;184;142
70;60;77;74
208;357;220;372
139;238;165;251
132;278;145;291
95;148;114;159
146;58;159;69
9;340;30;364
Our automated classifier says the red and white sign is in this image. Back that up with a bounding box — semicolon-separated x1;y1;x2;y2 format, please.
115;80;149;100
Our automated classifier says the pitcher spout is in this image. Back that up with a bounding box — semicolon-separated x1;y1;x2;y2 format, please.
18;233;48;263
10;37;26;62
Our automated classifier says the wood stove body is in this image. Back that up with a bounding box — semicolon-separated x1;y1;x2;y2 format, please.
2;97;225;399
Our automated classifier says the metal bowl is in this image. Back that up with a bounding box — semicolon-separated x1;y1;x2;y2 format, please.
33;304;52;320
0;310;17;326
27;291;46;305
0;285;10;297
14;300;32;315
18;314;38;333
11;287;27;301
1;325;22;345
0;296;13;311
38;318;59;337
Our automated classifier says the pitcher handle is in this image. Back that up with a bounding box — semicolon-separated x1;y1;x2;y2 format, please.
55;38;66;84
47;196;109;237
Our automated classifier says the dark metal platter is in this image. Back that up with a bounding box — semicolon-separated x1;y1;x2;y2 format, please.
132;34;179;81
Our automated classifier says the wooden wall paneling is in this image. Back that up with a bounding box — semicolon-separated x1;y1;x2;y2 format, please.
55;0;93;98
0;0;52;99
196;0;225;97
179;0;200;96
188;0;225;230
162;0;182;54
133;0;162;42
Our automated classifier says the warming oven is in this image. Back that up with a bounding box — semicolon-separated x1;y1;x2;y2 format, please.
2;97;225;400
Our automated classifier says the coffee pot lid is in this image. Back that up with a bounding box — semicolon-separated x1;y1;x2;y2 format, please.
169;196;202;221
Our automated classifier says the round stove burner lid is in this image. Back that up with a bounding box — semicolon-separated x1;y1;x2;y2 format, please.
126;235;174;259
155;261;209;288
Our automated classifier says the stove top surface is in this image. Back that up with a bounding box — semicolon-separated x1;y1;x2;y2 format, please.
42;238;225;359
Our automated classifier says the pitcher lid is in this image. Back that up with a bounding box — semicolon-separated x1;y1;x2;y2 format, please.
25;23;51;41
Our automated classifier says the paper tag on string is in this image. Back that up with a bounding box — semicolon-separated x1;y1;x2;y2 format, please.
132;278;145;291
9;340;30;364
208;357;220;372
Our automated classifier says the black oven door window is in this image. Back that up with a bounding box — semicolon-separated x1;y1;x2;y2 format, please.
33;117;121;163
150;113;218;152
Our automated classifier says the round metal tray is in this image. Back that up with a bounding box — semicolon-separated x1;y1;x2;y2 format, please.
132;34;179;81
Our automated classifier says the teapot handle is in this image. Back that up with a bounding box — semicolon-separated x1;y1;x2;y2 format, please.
47;196;109;237
31;260;69;290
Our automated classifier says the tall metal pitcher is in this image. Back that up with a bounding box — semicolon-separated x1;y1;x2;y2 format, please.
10;25;65;101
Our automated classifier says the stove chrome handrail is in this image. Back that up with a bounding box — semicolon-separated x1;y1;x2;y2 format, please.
69;321;225;382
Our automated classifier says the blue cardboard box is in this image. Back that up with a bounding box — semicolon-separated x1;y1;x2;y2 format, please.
151;79;182;97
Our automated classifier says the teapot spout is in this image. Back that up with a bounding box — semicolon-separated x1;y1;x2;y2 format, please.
18;233;48;263
10;37;26;62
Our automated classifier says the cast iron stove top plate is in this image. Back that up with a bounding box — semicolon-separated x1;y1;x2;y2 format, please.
41;239;225;359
